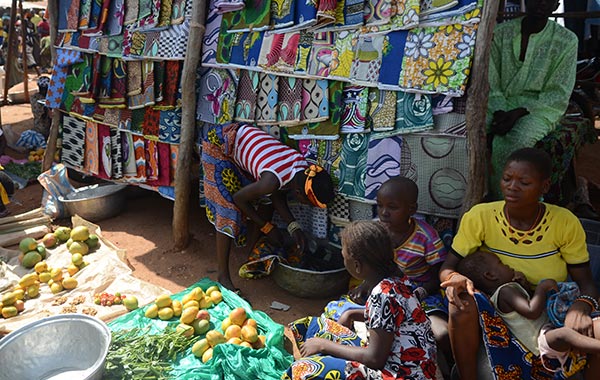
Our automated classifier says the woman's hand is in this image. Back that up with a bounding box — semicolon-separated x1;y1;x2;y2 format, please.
564;300;594;337
265;227;286;248
490;108;529;136
300;337;329;357
440;272;475;310
290;229;306;254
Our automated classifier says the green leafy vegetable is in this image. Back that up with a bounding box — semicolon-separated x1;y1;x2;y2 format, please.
3;162;42;181
103;327;198;380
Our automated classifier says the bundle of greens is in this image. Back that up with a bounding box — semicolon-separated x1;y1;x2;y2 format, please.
3;161;42;182
103;327;198;380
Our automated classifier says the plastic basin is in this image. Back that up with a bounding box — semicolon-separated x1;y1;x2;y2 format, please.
0;314;111;380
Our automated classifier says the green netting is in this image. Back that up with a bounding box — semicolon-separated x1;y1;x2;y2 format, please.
107;278;293;379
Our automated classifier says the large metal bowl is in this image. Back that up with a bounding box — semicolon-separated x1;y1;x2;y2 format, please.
0;314;111;380
272;261;350;299
58;183;127;222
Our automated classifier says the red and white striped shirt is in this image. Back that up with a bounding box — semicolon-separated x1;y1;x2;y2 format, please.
234;125;308;188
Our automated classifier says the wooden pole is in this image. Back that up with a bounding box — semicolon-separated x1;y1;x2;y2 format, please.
462;0;499;214
42;0;59;171
2;0;18;103
172;0;206;249
19;0;30;103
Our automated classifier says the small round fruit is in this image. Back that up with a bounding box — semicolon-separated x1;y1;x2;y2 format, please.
192;339;210;357
70;226;90;242
225;325;242;340
241;325;258;343
202;347;213;363
205;285;219;296
71;253;83;266
158;307;174;320
50;282;64;294
192;319;211;335
145;304;159;318
176;323;194;337
123;296;139;311
209;291;223;305
21;251;42;269
229;307;247;326
69;241;89;255
155;294;172;308
26;284;40;298
34;261;48;274
38;272;51;283
85;234;100;250
41;233;57;248
62;277;78;290
36;245;47;259
66;238;74;249
19;237;37;253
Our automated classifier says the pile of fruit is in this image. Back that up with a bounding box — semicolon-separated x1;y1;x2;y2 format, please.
17;237;47;269
144;286;223;322
28;148;46;163
192;306;266;363
93;292;138;310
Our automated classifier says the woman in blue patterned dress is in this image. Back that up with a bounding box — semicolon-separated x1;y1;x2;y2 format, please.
284;221;438;380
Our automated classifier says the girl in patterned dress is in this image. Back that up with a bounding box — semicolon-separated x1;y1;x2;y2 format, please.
284;221;438;380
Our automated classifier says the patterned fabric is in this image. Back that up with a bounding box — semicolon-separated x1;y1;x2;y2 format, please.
145;139;159;181
363;135;408;200
197;68;237;124
400;24;477;95
61;115;87;170
46;49;83;109
159;109;182;143
270;0;294;29
142;107;161;137
127;61;143;96
171;0;188;24
373;92;434;138
546;282;580;328
132;135;147;181
79;0;94;29
328;193;350;225
110;128;123;179
299;79;329;125
146;142;170;186
340;86;369;134
285;276;438;380
97;123;112;179
157;19;190;58
158;0;173;28
121;131;138;178
350;34;385;84
201;123;252;245
84;121;100;175
258;32;299;73
338;133;369;200
255;73;279;125
402;133;467;218
234;70;259;122
379;30;409;89
201;0;223;66
306;32;335;78
475;292;586;380
293;0;317;30
229;31;263;69
124;0;139;25
329;30;358;80
368;89;397;132
277;76;302;125
289;80;343;140
221;0;272;32
105;0;125;36
214;0;245;14
159;60;181;108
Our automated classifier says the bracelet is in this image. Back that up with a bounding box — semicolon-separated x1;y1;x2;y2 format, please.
576;295;599;311
260;222;274;235
287;221;302;235
443;271;460;283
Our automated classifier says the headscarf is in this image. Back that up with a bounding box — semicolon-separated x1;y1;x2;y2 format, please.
304;164;327;209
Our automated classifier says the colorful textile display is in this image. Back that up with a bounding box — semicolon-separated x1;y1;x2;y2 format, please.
202;0;223;66
277;76;302;125
363;135;408;200
338;133;369;200
340;86;368;134
121;131;138;179
84;121;100;175
110;128;123;179
158;109;182;144
367;88;396;132
221;0;272;32
61;115;87;170
255;73;279;125
197;68;238;124
97;123;112;179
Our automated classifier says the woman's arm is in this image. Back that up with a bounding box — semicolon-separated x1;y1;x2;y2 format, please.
300;328;394;369
566;264;599;337
270;189;305;253
338;308;366;329
439;252;475;310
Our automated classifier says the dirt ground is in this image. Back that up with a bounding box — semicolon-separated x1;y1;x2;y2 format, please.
1;99;599;328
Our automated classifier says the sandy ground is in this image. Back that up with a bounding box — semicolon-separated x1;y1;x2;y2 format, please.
1;99;599;328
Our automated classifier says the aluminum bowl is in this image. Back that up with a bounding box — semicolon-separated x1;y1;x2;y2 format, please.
0;314;111;380
272;260;350;299
58;183;127;222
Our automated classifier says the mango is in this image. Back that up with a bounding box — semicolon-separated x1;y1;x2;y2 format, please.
21;251;42;269
69;241;89;255
19;237;37;253
229;307;247;326
38;272;51;283
240;341;253;349
191;339;210;357
225;325;242;340
252;335;267;349
41;233;57;248
36;245;47;259
19;273;39;288
71;253;83;266
209;291;223;305
1;306;18;318
205;285;219;296
227;337;243;345
221;317;232;332
180;306;199;325
85;234;99;250
181;293;194;305
1;292;16;306
54;227;71;242
123;296;139;311
241;325;258;343
67;264;79;276
183;300;199;310
172;300;182;317
155;294;172;308
13;299;25;312
190;287;205;301
27;284;40;298
199;296;213;309
145;304;159;319
70;226;90;242
202;348;213;363
34;261;48;274
62;277;78;290
192;319;210;335
206;330;226;347
50;282;63;294
242;318;257;329
50;268;63;282
158;307;174;321
66;238;74;249
12;289;25;301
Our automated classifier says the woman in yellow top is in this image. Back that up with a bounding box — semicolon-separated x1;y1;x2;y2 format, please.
440;148;600;380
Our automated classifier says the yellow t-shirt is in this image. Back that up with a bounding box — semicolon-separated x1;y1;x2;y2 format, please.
452;201;589;286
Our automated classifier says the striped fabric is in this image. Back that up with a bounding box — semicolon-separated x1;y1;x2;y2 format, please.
233;125;307;187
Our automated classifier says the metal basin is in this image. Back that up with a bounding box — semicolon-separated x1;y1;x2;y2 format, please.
0;314;111;380
58;183;127;222
272;261;350;299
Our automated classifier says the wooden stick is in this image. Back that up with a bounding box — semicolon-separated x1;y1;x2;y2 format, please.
0;208;45;225
0;225;50;247
172;0;207;250
0;216;52;233
463;0;499;215
42;0;59;171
